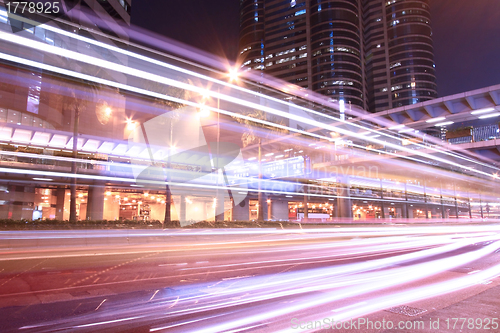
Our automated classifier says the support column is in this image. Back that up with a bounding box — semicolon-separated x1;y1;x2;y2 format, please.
86;185;104;221
303;185;309;221
401;204;408;220
423;181;429;219
379;179;385;219
56;187;66;220
440;196;446;219
404;182;409;219
337;176;352;218
468;196;472;219
261;196;269;221
180;194;186;224
214;187;225;222
232;197;249;221
480;198;484;219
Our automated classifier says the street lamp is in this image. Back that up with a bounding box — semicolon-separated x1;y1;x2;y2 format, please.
126;118;136;131
228;67;239;83
198;104;210;118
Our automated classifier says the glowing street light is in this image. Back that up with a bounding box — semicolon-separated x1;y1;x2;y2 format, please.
228;68;239;82
198;104;210;118
126;118;137;130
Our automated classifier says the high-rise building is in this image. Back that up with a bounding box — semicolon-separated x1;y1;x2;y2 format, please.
77;0;132;40
364;0;437;112
238;0;437;112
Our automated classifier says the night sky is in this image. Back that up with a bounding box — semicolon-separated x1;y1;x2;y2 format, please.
132;0;500;98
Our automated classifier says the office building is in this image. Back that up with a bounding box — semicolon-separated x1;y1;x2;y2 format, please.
238;0;438;112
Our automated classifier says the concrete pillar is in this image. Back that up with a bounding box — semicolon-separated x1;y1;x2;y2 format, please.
303;189;309;220
404;183;409;219
440;196;446;219
336;177;352;218
423;182;429;219
86;185;104;221
383;206;390;219
468;197;472;219
232;197;249;221
180;195;186;224
402;204;408;219
270;199;289;221
215;190;225;221
55;187;66;220
480;198;484;218
379;179;385;219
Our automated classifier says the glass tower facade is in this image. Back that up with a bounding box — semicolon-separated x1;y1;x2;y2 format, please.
239;0;438;112
384;0;437;109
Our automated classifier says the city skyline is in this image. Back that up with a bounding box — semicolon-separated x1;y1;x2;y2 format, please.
132;0;500;98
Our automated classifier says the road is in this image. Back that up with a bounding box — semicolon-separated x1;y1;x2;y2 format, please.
1;223;500;332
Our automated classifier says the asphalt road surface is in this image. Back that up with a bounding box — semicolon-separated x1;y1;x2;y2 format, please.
1;224;500;332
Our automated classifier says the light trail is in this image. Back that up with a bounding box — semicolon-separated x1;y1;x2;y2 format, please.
0;7;499;332
0;30;499;180
3;226;499;332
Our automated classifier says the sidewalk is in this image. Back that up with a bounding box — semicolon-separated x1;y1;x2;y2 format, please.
380;284;500;332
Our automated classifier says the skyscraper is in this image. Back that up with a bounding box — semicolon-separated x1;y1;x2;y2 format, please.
77;0;132;40
238;0;437;112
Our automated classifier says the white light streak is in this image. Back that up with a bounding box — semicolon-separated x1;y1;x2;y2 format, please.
471;107;496;115
426;117;446;123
